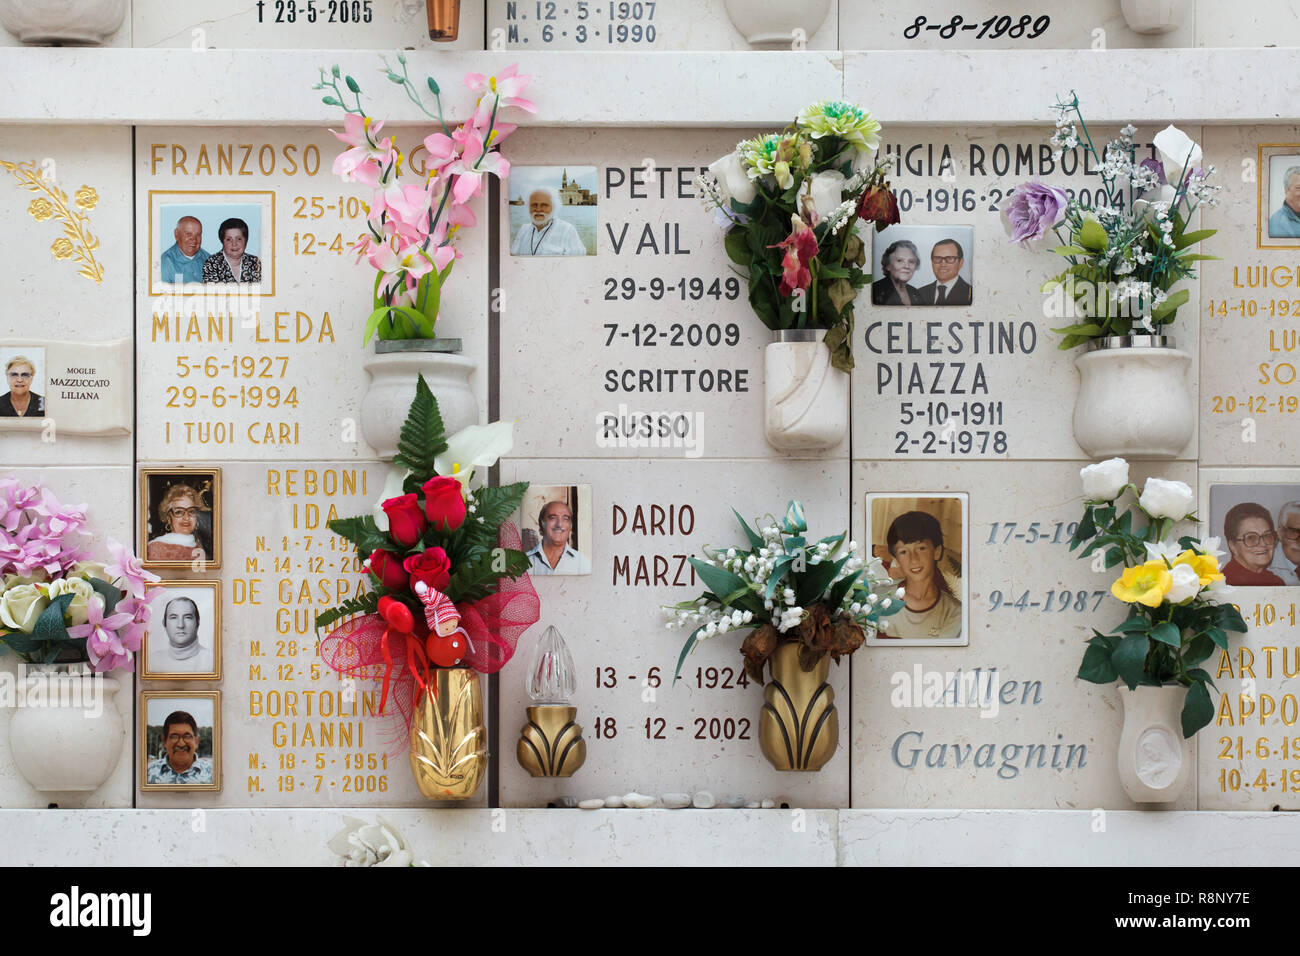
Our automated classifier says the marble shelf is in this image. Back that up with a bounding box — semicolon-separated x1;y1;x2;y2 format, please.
1;47;1296;127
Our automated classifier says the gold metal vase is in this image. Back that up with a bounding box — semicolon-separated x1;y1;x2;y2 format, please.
759;642;838;772
409;667;486;799
426;0;461;41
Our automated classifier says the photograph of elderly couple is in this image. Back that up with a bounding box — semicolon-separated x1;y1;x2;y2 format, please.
871;225;974;307
150;191;273;293
1209;484;1300;587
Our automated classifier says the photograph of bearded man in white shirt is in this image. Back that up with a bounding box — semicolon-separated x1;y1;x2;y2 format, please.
510;186;588;256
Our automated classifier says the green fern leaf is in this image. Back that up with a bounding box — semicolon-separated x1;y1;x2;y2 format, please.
392;374;448;484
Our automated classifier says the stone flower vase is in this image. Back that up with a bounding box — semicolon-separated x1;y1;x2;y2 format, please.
1116;684;1194;803
0;0;126;44
409;667;487;800
722;0;831;46
8;665;124;792
1120;0;1190;34
361;339;477;458
764;329;849;454
759;642;838;772
1073;335;1194;459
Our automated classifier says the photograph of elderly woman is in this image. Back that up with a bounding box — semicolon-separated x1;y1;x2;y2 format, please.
1209;483;1300;587
507;166;597;256
867;493;968;645
140;469;220;568
0;348;45;418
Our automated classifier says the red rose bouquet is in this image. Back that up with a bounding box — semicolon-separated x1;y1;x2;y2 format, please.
314;375;537;726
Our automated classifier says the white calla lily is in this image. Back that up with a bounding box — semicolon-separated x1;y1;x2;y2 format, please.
1152;125;1202;182
434;421;515;490
371;467;408;533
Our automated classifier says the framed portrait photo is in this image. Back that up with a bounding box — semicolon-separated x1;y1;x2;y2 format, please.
516;484;593;576
865;492;970;646
148;189;275;294
1257;145;1300;248
0;345;47;422
139;468;221;570
140;690;221;792
142;581;221;680
1205;475;1300;588
506;166;598;257
870;225;975;307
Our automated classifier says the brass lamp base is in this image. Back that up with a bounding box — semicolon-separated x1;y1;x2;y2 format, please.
517;705;586;777
427;0;460;41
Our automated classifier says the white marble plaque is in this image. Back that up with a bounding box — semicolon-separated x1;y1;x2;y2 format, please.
852;124;1201;461
498;458;851;808
132;0;486;50
850;459;1200;809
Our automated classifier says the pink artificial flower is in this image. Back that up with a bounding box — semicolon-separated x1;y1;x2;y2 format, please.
68;595;135;673
331;114;395;185
423;126;509;204
370;181;438;245
769;215;819;298
106;539;159;599
464;64;536;115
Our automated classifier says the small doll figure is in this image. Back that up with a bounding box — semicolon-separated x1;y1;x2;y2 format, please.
413;580;468;667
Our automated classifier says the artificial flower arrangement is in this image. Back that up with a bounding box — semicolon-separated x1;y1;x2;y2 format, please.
0;477;158;672
1071;458;1247;736
697;101;901;371
1001;94;1220;348
315;57;534;345
314;375;537;713
664;502;902;682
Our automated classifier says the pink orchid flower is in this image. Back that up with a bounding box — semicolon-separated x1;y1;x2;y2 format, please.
68;595;135;673
106;539;159;599
331;114;395;185
464;64;536;115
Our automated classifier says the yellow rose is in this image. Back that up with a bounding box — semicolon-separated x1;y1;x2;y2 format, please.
1111;560;1173;607
44;577;94;625
28;198;54;221
1173;550;1224;588
51;237;75;260
74;186;98;210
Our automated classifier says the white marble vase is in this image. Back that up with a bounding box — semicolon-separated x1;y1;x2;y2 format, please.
1119;0;1190;34
8;667;124;792
1072;336;1194;459
763;330;848;454
0;0;126;44
1116;684;1194;803
361;343;479;459
722;0;831;46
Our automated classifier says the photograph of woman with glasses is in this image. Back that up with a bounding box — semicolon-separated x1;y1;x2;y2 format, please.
141;471;220;567
0;353;43;418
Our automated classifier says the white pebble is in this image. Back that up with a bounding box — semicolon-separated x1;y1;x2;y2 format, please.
623;792;656;809
662;792;691;809
578;799;605;810
745;801;760;809
692;791;717;809
761;799;776;809
726;795;746;809
603;794;624;808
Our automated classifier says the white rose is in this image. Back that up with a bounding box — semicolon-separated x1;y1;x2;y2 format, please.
1080;457;1130;501
1152;125;1202;182
0;584;50;633
1165;563;1202;604
1138;477;1196;520
801;170;846;222
1133;183;1177;224
70;561;114;584
44;577;95;626
708;151;757;206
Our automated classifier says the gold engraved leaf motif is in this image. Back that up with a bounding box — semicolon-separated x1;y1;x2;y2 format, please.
1;158;105;284
408;668;487;799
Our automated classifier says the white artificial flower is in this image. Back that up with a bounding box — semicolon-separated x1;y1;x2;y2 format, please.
800;170;846;222
1206;577;1237;600
1080;457;1130;502
708;150;758;206
881;598;892;609
435;420;516;493
1138;477;1196;520
1193;536;1228;561
1152;125;1202;182
1144;540;1184;565
1166;563;1202;604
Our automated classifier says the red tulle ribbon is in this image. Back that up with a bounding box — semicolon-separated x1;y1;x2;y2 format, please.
318;522;541;754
